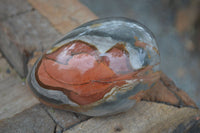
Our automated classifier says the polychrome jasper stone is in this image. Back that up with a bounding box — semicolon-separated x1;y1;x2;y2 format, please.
27;17;160;116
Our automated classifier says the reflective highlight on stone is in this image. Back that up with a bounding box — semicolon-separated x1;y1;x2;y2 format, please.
27;18;160;116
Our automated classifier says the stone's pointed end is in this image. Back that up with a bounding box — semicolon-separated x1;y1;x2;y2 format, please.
130;72;198;108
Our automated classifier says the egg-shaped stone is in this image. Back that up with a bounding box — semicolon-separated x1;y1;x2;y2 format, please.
27;17;160;116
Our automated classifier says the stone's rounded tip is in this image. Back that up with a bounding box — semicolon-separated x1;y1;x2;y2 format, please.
27;17;160;116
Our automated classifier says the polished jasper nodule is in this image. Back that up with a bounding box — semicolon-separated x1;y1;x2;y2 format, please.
27;18;160;116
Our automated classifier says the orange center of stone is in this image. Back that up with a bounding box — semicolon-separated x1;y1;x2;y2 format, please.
35;40;136;105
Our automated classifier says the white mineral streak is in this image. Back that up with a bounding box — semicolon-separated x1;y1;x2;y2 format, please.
126;44;144;69
79;35;117;54
103;79;139;102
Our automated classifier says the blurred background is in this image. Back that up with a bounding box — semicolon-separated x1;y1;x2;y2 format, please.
79;0;200;107
0;0;200;107
0;0;200;132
